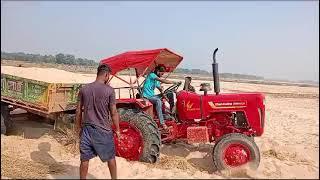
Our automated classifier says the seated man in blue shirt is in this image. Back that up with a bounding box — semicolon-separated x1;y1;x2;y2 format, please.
142;65;179;130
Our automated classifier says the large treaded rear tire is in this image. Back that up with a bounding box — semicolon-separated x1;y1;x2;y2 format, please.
118;108;161;163
212;133;260;171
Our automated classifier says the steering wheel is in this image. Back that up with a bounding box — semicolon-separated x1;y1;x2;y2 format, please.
163;81;182;95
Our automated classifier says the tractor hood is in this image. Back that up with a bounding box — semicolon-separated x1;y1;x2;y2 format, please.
176;91;266;136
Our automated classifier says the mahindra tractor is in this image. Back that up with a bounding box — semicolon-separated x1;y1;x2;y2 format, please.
99;48;265;171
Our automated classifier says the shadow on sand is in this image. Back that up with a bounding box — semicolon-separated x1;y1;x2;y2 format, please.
161;141;259;178
30;142;96;179
161;141;217;173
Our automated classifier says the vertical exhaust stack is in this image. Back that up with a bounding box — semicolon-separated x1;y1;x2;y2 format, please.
212;48;220;95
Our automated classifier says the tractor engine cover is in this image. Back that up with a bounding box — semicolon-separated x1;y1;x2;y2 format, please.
187;126;209;144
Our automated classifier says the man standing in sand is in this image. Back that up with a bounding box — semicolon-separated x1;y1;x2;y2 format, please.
75;64;120;179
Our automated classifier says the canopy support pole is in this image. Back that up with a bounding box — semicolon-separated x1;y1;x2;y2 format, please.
113;75;131;85
107;75;114;84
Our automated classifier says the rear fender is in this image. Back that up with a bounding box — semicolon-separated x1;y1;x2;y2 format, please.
116;98;154;117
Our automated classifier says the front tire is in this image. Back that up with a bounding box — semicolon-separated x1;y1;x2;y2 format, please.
212;133;260;171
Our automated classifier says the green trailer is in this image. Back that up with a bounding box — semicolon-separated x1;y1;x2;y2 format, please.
1;73;85;134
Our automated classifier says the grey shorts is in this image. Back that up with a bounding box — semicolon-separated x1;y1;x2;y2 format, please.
80;124;115;162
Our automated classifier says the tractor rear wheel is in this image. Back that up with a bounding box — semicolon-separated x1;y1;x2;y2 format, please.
212;133;260;171
115;108;161;163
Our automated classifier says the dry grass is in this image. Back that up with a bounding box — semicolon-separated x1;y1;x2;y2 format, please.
49;127;80;155
1;152;65;179
1;154;48;179
144;155;198;173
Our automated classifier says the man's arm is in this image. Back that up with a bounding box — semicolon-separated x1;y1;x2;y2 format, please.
155;77;176;84
110;104;120;134
75;90;83;137
109;89;120;136
157;86;169;101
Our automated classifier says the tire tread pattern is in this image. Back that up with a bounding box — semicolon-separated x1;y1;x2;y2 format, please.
212;133;260;171
118;108;161;163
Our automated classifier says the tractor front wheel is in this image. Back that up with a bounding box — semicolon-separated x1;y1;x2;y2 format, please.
212;133;260;171
115;108;161;163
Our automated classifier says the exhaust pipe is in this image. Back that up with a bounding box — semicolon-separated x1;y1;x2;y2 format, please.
212;48;220;95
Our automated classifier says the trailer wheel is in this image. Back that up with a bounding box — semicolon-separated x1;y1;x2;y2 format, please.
54;113;76;132
115;108;161;163
1;103;11;134
212;133;260;171
1;114;6;135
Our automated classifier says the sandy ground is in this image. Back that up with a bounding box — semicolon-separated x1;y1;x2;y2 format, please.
1;66;319;179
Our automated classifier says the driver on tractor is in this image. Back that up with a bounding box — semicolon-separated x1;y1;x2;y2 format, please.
142;65;180;130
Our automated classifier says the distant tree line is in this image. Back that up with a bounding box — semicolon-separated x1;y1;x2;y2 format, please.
174;68;264;80
219;73;264;80
174;68;211;75
1;51;264;80
1;51;98;66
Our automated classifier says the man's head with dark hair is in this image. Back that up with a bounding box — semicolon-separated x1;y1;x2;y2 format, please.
97;64;112;76
186;76;192;81
154;65;166;77
97;64;112;83
183;76;195;92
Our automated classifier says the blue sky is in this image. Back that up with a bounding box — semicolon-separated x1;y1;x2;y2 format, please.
1;1;319;82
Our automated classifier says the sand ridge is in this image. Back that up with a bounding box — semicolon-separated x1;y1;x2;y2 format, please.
1;66;95;84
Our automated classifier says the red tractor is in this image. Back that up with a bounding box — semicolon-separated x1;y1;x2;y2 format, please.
100;48;265;171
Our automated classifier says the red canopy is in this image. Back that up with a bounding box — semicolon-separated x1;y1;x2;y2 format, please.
99;48;183;76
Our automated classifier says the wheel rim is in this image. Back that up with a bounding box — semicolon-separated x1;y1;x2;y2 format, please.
223;143;251;167
114;122;143;161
